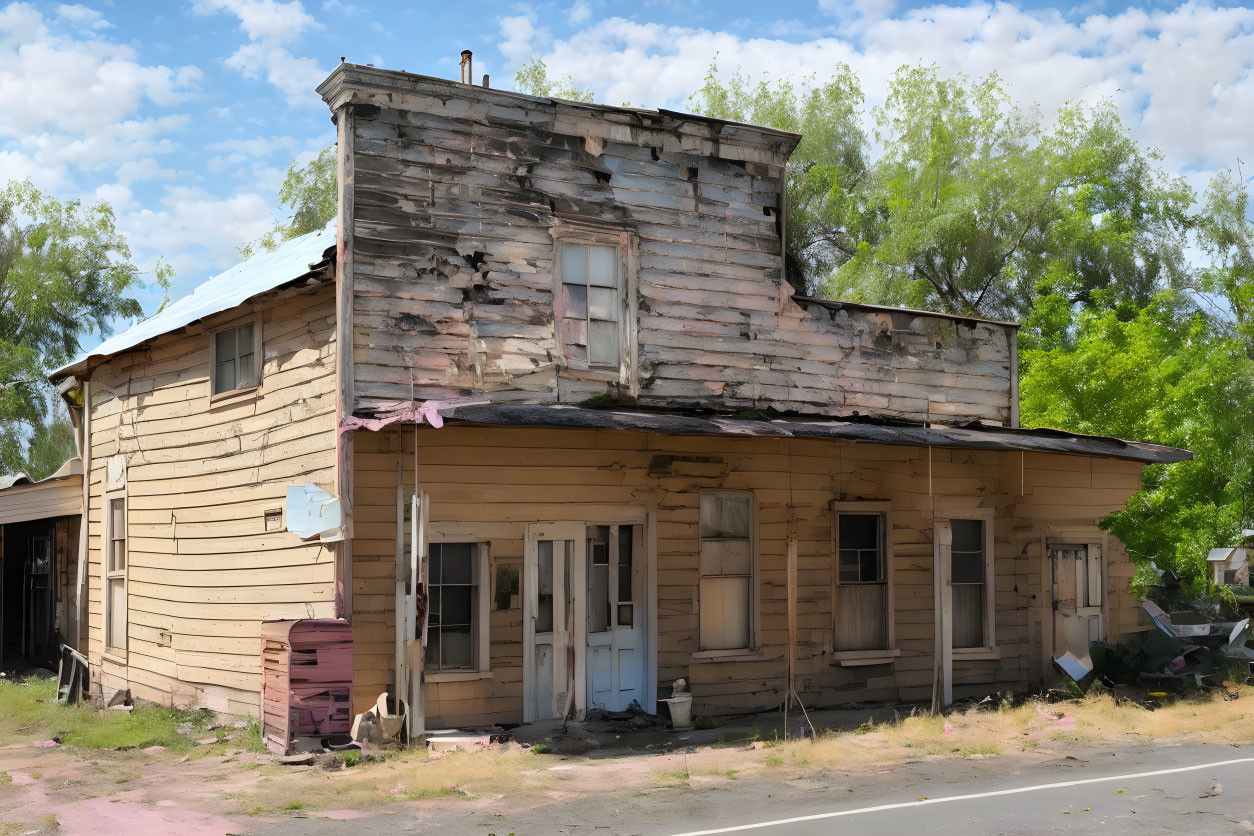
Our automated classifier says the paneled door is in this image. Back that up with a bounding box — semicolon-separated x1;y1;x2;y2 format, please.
584;524;644;712
1051;544;1104;660
524;523;583;722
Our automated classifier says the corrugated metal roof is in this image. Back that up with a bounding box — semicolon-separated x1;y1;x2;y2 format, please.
0;457;82;491
54;219;337;378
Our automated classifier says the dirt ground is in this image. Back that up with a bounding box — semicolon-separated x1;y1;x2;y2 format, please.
3;682;1254;835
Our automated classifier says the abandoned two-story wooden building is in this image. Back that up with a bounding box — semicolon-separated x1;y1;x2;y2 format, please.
31;59;1188;727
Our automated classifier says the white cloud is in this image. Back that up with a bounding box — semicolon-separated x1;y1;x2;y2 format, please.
191;0;318;44
0;4;196;189
192;0;327;105
56;4;112;31
224;42;325;106
119;186;276;285
567;1;591;26
499;13;546;64
516;5;1254;180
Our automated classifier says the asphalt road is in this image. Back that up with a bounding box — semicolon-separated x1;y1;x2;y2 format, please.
248;742;1254;835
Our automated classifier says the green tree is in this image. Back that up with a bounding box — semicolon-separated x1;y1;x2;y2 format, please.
0;180;165;477
1194;168;1254;356
690;63;1192;318
240;146;338;258
513;58;595;103
1019;290;1254;595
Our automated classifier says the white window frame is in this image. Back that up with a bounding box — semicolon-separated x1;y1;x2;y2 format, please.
104;491;128;655
943;508;997;656
423;534;491;682
694;490;759;658
551;219;638;390
831;501;898;663
209;313;263;400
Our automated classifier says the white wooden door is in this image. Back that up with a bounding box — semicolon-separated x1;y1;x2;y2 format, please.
524;523;583;722
585;524;645;712
1051;544;1104;659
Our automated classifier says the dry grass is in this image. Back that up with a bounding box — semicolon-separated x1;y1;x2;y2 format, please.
225;746;553;814
766;684;1254;772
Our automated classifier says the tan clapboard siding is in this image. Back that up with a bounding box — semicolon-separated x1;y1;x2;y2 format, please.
83;284;338;712
342;84;1015;426
349;425;1143;726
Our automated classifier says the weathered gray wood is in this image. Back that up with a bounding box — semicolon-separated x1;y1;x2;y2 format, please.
321;65;1019;427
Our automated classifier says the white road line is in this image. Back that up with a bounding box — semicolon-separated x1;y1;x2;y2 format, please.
668;756;1254;835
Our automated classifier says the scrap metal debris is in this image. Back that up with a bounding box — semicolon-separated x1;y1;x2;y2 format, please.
1054;600;1254;695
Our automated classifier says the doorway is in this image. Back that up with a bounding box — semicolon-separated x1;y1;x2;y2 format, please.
1050;543;1104;660
523;518;648;722
2;521;57;668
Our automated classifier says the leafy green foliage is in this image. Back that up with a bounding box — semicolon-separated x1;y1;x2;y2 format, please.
0;180;165;477
513;58;595;103
1020;291;1254;591
239;146;338;259
690;64;1191;319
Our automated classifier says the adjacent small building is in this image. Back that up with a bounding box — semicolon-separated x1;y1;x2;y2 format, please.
12;57;1190;726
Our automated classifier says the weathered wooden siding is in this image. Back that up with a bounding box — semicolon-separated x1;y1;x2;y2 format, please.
84;285;339;715
350;424;1138;725
321;66;1016;427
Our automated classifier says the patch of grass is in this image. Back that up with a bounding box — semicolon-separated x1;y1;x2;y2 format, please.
280;801;304;810
0;771;10;785
853;720;876;735
954;743;1001;757
529;743;550;754
692;716;715;730
652;768;691;786
239;715;268;753
0;675;212;751
764;754;784;768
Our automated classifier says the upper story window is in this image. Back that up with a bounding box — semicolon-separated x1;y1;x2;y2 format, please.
553;223;635;380
211;318;261;397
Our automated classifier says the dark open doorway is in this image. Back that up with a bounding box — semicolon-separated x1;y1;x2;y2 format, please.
2;520;59;669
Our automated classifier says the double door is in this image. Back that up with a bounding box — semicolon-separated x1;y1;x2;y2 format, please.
524;521;644;721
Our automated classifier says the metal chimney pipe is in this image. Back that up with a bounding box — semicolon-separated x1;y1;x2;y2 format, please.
459;50;473;84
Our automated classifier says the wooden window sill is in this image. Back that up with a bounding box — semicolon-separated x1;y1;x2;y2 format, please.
952;647;1001;661
210;385;260;405
831;649;900;667
425;671;493;683
691;649;763;664
102;651;127;666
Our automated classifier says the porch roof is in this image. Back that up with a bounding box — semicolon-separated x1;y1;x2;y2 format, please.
0;458;83;525
437;404;1191;465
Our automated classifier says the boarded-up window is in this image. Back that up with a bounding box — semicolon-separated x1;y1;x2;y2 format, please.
834;513;889;652
558;242;620;368
106;498;127;651
211;320;258;395
951;519;986;649
699;492;753;650
425;542;479;671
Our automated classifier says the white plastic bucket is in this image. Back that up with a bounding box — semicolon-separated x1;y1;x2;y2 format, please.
663;692;693;729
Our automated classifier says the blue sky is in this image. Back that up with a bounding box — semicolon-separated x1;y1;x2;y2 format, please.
2;0;1251;320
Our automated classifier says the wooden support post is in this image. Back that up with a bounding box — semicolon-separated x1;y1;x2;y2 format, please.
333;102;356;622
